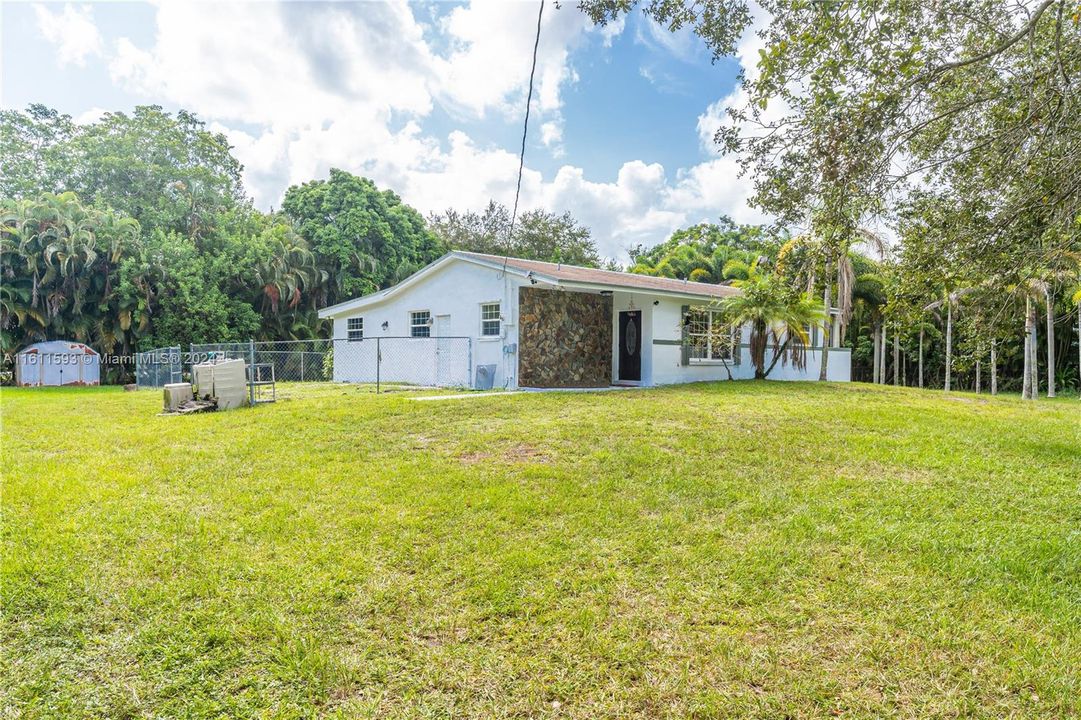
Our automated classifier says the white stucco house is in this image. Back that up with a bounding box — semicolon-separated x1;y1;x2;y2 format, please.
318;251;851;390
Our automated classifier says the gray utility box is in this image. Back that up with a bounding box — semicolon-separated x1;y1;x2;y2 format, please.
163;382;193;411
475;364;497;390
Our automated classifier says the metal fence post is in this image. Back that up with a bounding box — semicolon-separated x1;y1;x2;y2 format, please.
376;337;381;394
248;338;256;405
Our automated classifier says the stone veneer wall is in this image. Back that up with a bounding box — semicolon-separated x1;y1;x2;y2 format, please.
518;287;612;388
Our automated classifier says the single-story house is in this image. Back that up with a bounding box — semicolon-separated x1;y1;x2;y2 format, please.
318;251;851;389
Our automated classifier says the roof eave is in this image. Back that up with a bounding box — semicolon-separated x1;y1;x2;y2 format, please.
553;279;740;301
318;251;545;319
318;252;456;318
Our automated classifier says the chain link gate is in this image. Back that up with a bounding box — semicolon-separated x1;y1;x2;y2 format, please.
135;346;182;388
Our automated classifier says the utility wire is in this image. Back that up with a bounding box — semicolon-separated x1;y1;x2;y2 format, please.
502;0;544;274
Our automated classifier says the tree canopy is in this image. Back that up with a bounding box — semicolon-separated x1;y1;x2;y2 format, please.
627;218;782;282
429;201;605;268
0;106;452;376
580;0;1080;396
282;169;442;306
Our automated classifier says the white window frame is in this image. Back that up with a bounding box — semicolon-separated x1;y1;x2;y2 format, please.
347;317;364;341
410;310;431;338
479;301;501;338
688;308;735;362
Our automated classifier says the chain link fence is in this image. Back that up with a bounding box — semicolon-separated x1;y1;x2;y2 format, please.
189;340;333;383
135;346;182;388
181;337;473;392
330;337;472;388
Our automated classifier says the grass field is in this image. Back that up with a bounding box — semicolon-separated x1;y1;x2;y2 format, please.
2;382;1079;719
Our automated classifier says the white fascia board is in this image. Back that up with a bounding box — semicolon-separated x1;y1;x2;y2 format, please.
317;253;448;318
448;252;553;283
318;251;539;319
553;279;739;302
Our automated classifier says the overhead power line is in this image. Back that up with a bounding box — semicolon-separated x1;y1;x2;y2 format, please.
503;0;544;274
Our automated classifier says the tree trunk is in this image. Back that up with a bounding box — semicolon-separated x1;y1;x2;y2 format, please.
892;332;899;386
1022;297;1034;400
872;323;880;384
878;325;886;384
1077;309;1080;395
762;335;792;379
975;352;981;394
752;320;768;380
1030;300;1039;398
945;302;953;392
918;327;924;389
991;339;997;396
1045;289;1055;397
819;260;832;382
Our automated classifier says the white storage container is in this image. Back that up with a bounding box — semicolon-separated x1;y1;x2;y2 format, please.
163;382;193;411
193;358;249;410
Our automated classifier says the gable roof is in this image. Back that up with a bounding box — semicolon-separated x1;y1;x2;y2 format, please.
16;340;98;356
319;251;739;318
456;252;740;299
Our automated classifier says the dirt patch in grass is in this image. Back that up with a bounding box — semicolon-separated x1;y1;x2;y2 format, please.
457;443;551;465
503;443;551;463
457;450;493;464
408;433;437;450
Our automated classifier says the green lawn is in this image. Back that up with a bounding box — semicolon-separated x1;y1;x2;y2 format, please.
2;382;1078;719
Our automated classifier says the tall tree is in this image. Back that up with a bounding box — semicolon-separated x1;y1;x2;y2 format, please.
1;192;140;354
0;104;76;198
283;169;443;306
2;105;245;240
429;201;604;268
581;0;1080;395
628;219;774;282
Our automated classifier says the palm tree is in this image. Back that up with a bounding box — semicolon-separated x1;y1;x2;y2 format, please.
776;230;888;381
1009;279;1047;400
923;288;973;392
2;192;142;357
1073;285;1081;395
718;265;827;379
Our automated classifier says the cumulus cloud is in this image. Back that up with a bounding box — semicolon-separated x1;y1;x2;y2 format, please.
434;1;589;118
598;15;626;48
74;107;108;125
89;0;775;261
33;3;102;67
540;120;563;154
109;2;435;127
